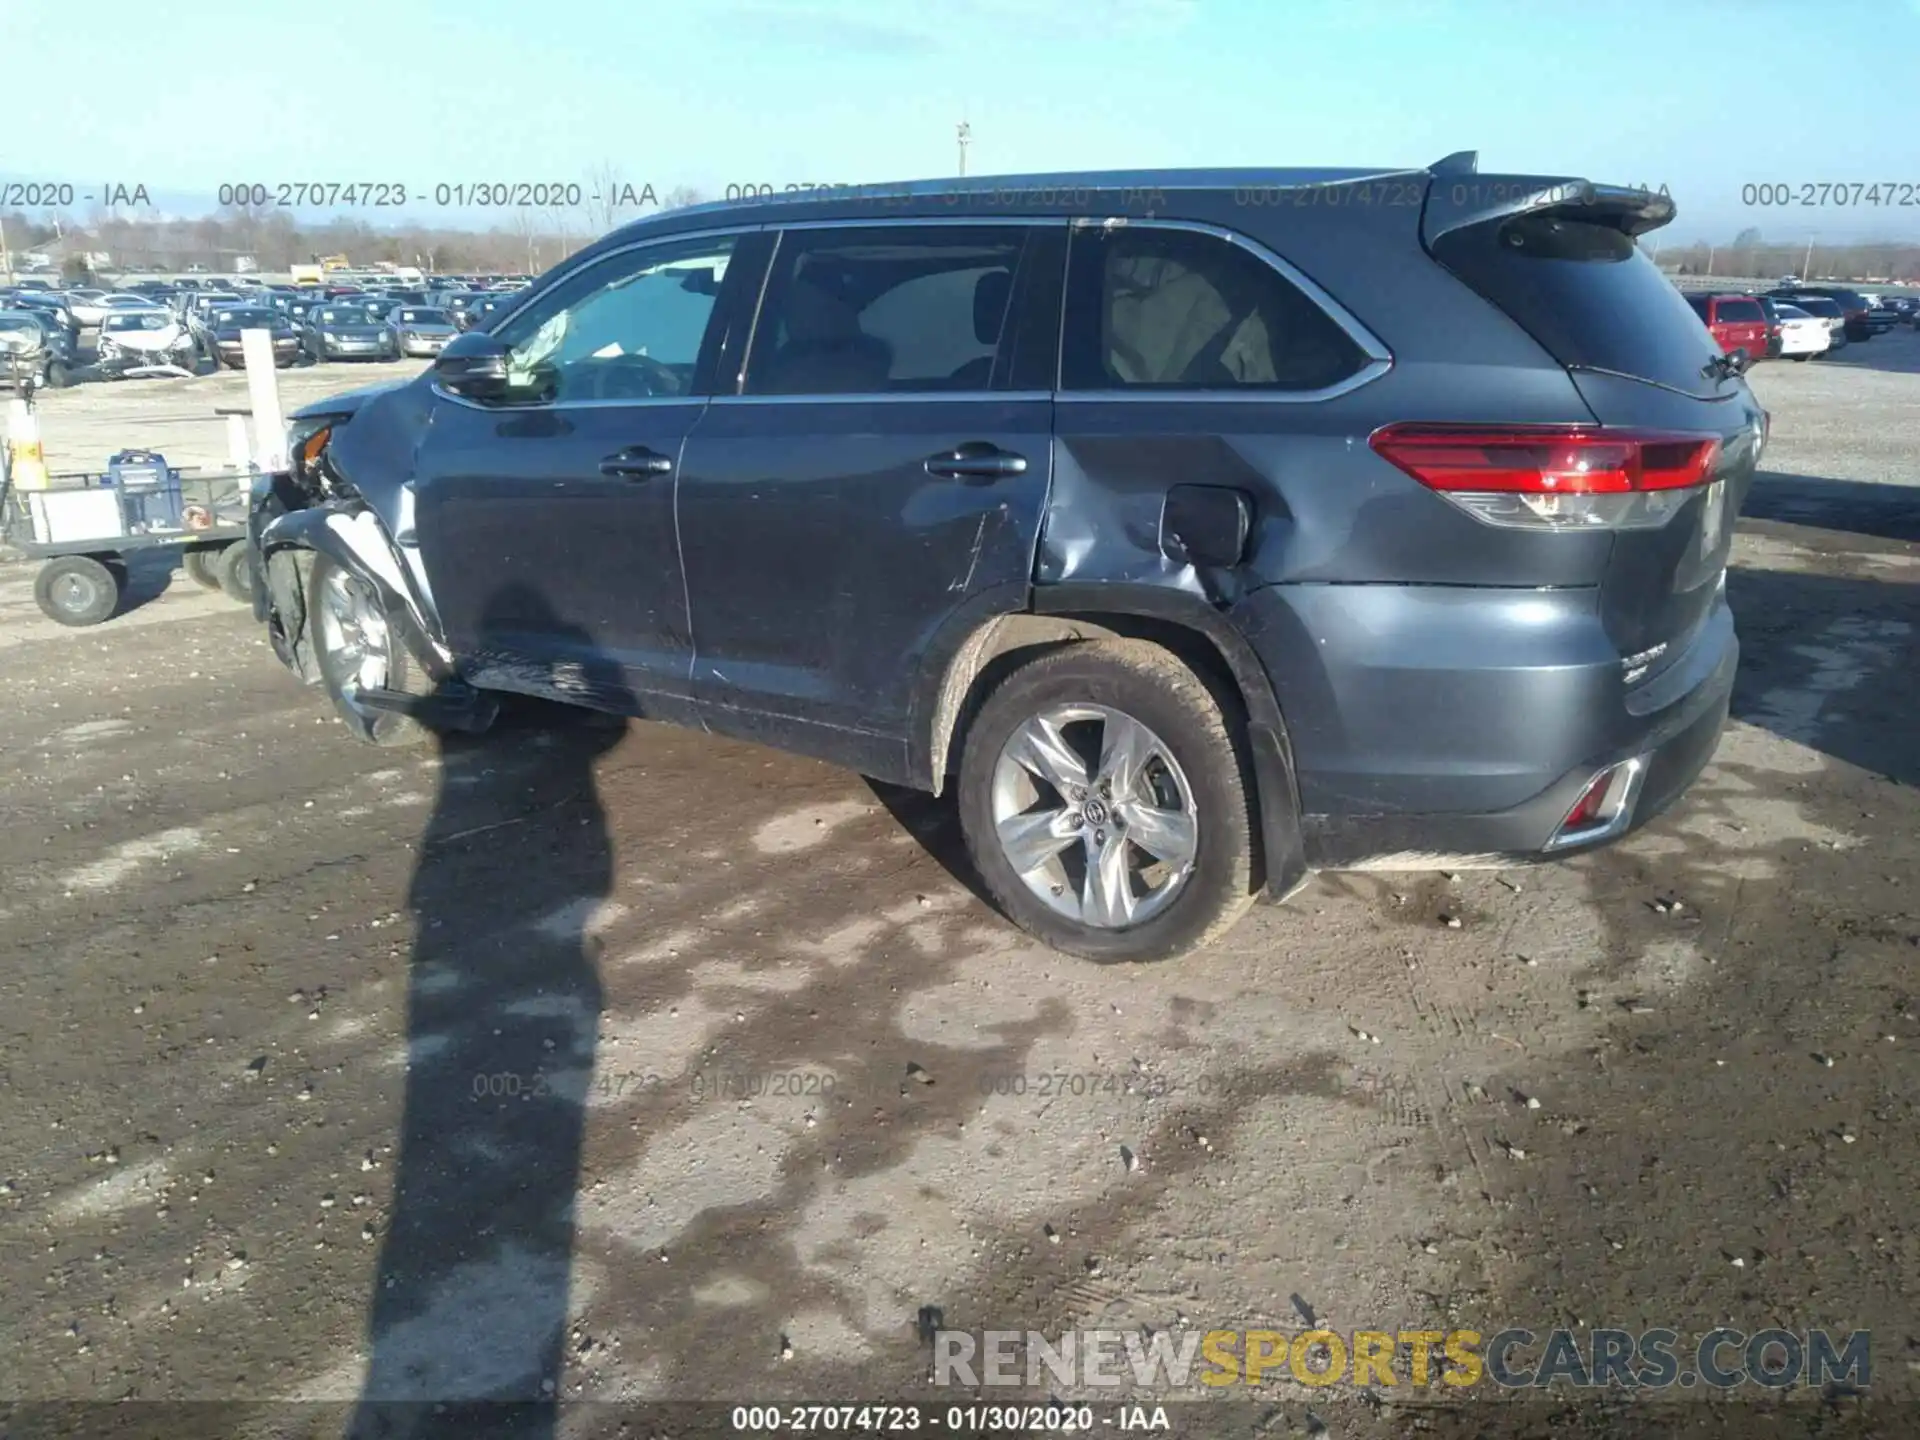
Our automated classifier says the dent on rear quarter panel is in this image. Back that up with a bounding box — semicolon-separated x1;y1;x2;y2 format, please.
1038;435;1267;604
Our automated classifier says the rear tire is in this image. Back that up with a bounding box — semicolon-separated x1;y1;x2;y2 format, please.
182;547;223;590
306;552;434;748
955;639;1260;963
216;542;255;604
1792;354;1810;362
34;555;121;627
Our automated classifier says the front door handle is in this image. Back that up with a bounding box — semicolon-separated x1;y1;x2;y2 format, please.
599;446;675;479
925;441;1028;482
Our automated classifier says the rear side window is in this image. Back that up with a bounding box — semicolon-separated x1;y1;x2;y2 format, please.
1061;226;1366;391
744;226;1025;395
1717;299;1764;324
1685;295;1711;318
1431;215;1722;397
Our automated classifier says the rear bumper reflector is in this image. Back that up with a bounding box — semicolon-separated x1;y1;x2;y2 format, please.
1544;756;1648;851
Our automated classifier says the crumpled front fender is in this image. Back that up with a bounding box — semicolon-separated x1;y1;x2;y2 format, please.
256;504;453;685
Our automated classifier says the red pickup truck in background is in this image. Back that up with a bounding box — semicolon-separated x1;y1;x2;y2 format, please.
1686;293;1773;362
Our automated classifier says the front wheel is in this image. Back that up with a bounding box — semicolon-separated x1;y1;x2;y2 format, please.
956;639;1260;962
307;553;434;747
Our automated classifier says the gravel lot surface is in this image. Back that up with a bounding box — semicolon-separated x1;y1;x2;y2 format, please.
1;342;1917;1438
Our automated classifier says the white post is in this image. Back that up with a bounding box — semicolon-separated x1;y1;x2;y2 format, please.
227;414;253;470
241;329;287;471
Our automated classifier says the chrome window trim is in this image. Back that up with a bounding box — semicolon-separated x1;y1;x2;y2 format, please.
765;216;1071;231
430;225;755;412
710;389;1052;407
431;215;1390;409
1056;217;1393;404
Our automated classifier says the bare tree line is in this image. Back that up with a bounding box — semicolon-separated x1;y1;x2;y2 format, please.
1647;230;1920;282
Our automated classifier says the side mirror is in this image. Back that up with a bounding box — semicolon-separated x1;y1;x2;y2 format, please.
433;330;512;401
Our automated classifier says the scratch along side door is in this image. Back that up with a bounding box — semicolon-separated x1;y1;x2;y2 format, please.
672;220;1066;782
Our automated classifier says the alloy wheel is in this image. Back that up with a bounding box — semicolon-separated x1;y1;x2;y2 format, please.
989;704;1199;929
316;569;392;710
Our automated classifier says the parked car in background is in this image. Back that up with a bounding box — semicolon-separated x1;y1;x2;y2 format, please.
387;306;458;357
1748;295;1786;359
1865;301;1902;333
95;309;200;369
0;310;72;388
299;303;401;362
64;289;111;326
10;292;83;347
1771;303;1832;361
1768;286;1873;341
253;160;1760;961
464;293;515;332
1685;293;1769;361
442;292;487;329
284;294;328;330
207;305;301;368
1778;294;1849;350
97;292;166;318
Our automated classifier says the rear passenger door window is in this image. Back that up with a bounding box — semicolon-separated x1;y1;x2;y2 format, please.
742;226;1026;394
1061;225;1369;392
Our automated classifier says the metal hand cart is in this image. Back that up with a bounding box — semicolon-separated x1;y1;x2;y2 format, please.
0;456;258;627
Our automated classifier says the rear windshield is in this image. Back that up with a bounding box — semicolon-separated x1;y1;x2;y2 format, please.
1430;214;1723;397
1716;299;1764;324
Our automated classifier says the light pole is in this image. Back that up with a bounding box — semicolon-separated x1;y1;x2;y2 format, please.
1802;235;1815;279
957;121;971;177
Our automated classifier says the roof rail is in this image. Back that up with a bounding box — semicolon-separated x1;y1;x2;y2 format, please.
1428;151;1479;175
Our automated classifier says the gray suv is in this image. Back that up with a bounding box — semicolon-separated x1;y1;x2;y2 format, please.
250;154;1758;961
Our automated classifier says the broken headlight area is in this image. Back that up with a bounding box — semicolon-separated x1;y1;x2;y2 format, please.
285;415;358;502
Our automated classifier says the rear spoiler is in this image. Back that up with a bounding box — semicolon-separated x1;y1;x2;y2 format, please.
1421;168;1677;247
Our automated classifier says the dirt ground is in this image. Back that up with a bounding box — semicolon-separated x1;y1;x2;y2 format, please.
1;343;1917;1439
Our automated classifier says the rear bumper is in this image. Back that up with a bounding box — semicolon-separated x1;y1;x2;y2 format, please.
1229;582;1737;867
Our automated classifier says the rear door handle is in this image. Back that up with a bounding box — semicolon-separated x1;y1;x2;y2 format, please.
925;442;1028;482
599;446;675;479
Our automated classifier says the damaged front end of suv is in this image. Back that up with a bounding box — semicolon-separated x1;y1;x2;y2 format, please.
249;385;498;747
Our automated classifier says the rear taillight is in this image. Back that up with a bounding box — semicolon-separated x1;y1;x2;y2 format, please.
1369;425;1722;531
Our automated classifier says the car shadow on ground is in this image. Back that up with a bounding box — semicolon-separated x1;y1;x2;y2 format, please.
1726;560;1920;788
349;585;630;1439
1743;473;1920;545
113;548;188;617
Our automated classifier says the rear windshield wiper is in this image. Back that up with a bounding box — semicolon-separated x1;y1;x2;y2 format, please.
1701;351;1748;383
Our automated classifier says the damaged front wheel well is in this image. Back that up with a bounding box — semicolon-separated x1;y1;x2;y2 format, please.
263;545;321;685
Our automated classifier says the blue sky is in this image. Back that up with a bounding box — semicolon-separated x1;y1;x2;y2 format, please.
8;0;1920;241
